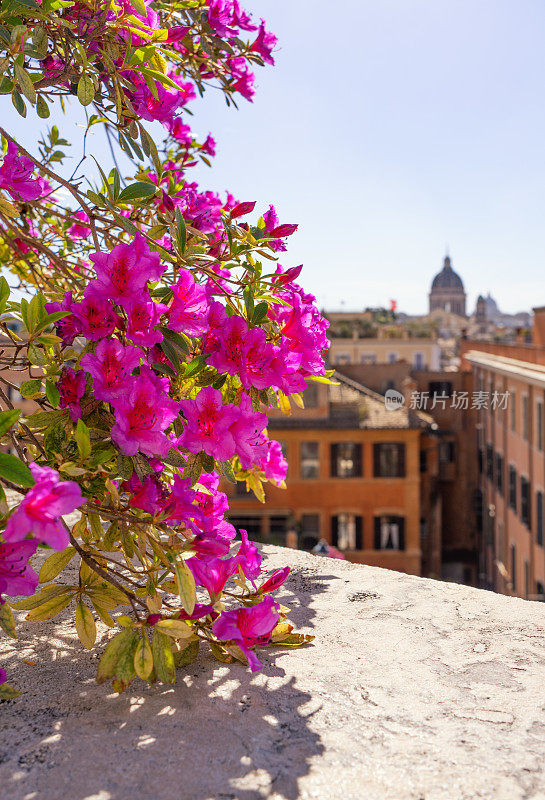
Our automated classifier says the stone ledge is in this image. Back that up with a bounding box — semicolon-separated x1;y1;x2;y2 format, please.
2;545;545;800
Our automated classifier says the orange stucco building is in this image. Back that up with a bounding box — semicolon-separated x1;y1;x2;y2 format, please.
461;309;545;599
224;373;442;577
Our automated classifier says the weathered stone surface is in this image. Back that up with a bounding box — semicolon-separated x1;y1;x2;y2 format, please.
2;545;545;800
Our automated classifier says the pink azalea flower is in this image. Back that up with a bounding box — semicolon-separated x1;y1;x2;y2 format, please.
45;291;82;346
190;533;230;560
230;394;268;469
0;142;44;202
125;297;168;347
236;529;261;580
187;555;239;598
259;566;290;594
71;293;119;341
58;367;86;422
89;236;164;309
80;339;142;402
168;270;209;336
110;371;181;457
259;439;288;484
201;134;216;156
162;474;201;527
250;20;278;65
67;209;91;239
0;540;38;603
169;119;193;146
179;387;238;461
212;596;280;672
0;668;5;685
127;474;167;516
4;464;85;551
193;471;229;534
207;0;237;38
232;0;257;30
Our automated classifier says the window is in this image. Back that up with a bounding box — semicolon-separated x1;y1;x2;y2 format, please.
360;353;376;365
478;448;483;474
269;516;289;546
335;353;351;365
439;441;455;463
387;352;398;364
486;444;494;481
420;449;427;473
523;395;529;441
413;352;424;369
511;544;517;593
331;442;362;478
374;516;405;550
229;516;262;539
495;453;503;494
521;476;531;528
509;466;517;511
331;514;362;550
511;390;516;432
538;491;543;546
537;401;544;451
300;514;320;551
429;381;453;398
300;441;319;479
373;443;406;478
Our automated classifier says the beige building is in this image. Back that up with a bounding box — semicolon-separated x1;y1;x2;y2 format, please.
328;327;440;371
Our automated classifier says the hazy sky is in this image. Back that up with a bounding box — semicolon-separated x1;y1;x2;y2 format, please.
3;0;545;314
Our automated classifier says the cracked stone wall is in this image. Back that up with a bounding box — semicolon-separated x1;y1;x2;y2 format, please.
2;545;545;800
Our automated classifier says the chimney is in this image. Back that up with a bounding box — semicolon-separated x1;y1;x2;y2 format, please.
533;307;545;347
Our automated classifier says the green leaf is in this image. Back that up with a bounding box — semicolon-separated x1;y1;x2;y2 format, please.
25;591;72;621
219;460;236;484
0;408;20;438
0;603;16;639
31;26;48;60
11;90;26;118
134;633;153;679
45;379;60;408
96;627;136;684
183;355;207;379
38;547;76;584
0;683;20;700
173;557;196;615
36;94;50;118
24;409;63;429
0;277;9;314
117;181;157;203
75;601;97;649
14;63;36;104
174;639;199;668
0;453;34;487
20;379;43;399
9;584;69;610
77;73;95;106
117;454;133;481
155;619;195;639
152;628;175;684
75;419;91;460
175;207;186;254
129;0;147;15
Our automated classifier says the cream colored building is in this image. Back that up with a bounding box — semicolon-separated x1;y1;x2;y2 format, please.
328;330;441;371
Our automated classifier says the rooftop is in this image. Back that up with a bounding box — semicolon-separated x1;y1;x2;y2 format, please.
2;545;545;800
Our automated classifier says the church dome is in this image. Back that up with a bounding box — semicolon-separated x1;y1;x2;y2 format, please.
430;256;465;294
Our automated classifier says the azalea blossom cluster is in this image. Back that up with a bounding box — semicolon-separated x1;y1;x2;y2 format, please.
0;0;327;698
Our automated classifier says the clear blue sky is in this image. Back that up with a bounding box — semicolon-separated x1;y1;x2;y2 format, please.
3;0;545;314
